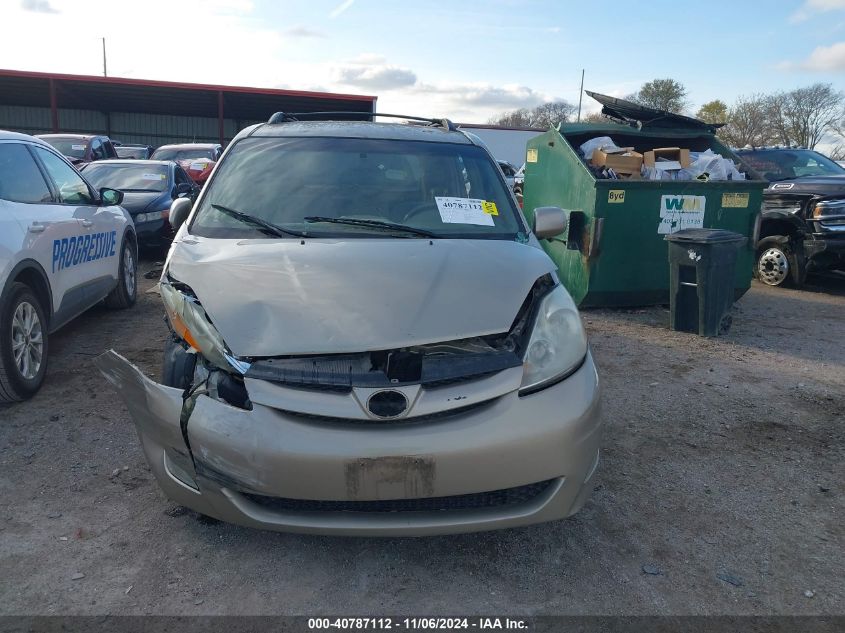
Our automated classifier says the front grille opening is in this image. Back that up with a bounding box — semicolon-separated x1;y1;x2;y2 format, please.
241;479;555;514
274;398;496;426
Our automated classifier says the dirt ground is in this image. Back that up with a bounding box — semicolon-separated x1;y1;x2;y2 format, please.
0;252;842;616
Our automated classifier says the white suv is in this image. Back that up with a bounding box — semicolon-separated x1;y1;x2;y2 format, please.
0;131;137;402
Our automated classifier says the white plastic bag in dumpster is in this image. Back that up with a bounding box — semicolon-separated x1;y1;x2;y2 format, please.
579;136;619;160
677;150;746;181
678;151;725;181
726;160;746;180
642;165;677;181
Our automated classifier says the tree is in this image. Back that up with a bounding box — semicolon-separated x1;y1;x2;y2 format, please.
767;83;844;149
531;101;577;128
628;78;688;113
488;107;532;127
829;144;845;161
488;100;576;128
719;95;775;148
581;112;610;123
696;100;728;124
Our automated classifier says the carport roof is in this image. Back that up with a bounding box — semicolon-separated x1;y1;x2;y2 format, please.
0;68;377;120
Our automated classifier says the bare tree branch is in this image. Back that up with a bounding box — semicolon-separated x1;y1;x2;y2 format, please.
487;101;576;128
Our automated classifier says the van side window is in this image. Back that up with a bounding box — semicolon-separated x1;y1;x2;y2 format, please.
32;146;94;205
0;143;53;203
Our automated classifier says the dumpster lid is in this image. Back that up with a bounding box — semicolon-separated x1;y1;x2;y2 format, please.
665;228;747;244
586;91;723;133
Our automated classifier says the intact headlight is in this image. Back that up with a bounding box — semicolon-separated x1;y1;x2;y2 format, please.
812;198;845;218
160;280;246;374
520;285;588;395
135;210;166;224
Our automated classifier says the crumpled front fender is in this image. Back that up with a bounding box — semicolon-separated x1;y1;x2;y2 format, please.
95;349;190;466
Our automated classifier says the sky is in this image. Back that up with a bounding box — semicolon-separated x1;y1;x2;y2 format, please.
2;0;845;123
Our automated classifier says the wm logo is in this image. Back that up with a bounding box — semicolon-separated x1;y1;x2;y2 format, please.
658;195;706;235
664;196;703;211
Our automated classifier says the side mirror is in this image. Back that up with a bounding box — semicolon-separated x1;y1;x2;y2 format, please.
99;187;124;206
170;197;193;230
174;182;193;197
532;206;567;239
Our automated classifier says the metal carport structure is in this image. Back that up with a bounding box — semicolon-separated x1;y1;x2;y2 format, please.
0;69;377;147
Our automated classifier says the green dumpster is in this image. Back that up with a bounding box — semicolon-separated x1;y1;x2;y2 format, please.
522;91;766;307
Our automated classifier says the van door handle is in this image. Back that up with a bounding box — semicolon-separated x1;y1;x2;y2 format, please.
28;222;46;233
81;220;93;228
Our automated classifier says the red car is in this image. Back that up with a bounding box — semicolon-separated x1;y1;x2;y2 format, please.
150;143;222;185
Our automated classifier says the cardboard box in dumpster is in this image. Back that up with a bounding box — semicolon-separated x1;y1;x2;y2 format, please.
643;147;691;171
592;148;643;174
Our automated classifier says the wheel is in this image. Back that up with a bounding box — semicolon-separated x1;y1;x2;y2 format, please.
0;283;49;402
104;237;138;309
756;236;805;288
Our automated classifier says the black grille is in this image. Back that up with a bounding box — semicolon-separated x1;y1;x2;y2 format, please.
241;479;555;514
275;398;496;425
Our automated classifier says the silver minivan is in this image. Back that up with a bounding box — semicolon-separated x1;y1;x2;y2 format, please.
98;114;603;536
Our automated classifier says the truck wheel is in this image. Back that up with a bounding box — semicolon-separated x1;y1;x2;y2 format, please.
0;283;49;402
105;237;138;309
756;236;804;288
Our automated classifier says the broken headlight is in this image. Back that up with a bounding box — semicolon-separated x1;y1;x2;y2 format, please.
519;285;587;395
160;280;246;374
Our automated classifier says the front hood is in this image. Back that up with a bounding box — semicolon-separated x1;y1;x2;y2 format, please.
767;175;845;196
166;237;556;357
120;191;166;213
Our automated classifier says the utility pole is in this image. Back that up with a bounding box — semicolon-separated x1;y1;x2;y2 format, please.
102;37;107;77
577;69;585;122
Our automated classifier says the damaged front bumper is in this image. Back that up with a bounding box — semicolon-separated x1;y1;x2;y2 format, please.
97;350;603;536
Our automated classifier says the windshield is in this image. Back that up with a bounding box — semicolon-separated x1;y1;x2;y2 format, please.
83;163;169;192
739;149;845;181
190;136;525;240
42;138;88;159
151;147;215;161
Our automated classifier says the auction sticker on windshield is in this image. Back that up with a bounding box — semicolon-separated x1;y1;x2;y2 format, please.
435;197;496;226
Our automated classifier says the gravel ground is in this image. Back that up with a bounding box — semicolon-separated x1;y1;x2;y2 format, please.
0;255;842;616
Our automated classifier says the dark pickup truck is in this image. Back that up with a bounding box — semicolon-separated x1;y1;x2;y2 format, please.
736;147;845;287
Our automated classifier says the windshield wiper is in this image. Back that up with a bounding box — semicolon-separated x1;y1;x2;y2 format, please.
211;204;305;238
303;216;437;238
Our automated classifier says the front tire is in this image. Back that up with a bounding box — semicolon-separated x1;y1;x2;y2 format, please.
105;237;138;309
0;283;49;402
756;236;805;288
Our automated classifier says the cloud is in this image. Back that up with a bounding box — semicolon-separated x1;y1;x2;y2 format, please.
284;26;325;38
415;83;551;109
21;0;58;13
0;1;560;124
333;54;416;90
336;65;417;90
779;41;845;70
790;0;845;22
329;0;354;18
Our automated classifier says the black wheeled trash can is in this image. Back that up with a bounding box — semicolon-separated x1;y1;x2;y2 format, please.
666;229;748;337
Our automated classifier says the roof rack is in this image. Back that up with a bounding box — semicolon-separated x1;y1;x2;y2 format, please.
266;111;457;131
